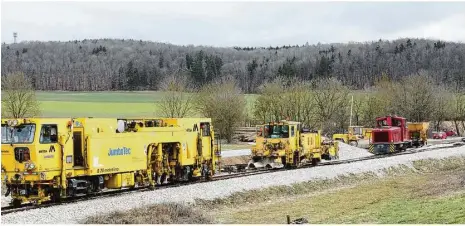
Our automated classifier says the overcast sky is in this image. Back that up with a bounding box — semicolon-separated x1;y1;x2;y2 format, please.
2;1;465;47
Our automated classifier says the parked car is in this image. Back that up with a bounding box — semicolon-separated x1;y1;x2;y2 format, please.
432;131;447;139
444;130;457;136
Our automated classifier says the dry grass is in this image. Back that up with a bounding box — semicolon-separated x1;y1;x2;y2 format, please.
82;203;212;224
82;156;465;224
195;172;379;209
207;156;465;224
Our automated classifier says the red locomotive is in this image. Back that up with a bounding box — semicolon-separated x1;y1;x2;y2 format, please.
369;115;412;154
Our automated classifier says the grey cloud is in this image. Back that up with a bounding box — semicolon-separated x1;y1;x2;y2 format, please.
2;1;464;46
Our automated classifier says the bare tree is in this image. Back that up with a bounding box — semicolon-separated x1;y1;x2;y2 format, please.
392;71;437;122
372;73;398;116
253;77;286;123
281;78;313;125
253;78;318;128
452;92;465;136
1;72;40;118
156;70;195;117
431;85;453;131
311;78;350;132
360;92;385;127
351;94;365;126
195;76;245;143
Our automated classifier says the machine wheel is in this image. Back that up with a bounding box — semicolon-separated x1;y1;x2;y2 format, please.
160;174;167;184
50;189;62;203
12;199;22;208
311;158;318;166
349;141;358;147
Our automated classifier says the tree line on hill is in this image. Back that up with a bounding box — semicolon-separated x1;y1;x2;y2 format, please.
1;38;464;92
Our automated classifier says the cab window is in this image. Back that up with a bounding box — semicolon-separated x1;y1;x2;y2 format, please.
14;147;30;163
200;122;211;136
281;125;289;138
40;124;58;143
1;124;9;143
291;126;295;137
2;124;35;144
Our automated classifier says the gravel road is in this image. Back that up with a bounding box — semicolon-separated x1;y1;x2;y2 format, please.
220;149;251;157
2;144;464;224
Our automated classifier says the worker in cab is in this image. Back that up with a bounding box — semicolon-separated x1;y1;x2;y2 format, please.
50;127;58;142
257;127;263;136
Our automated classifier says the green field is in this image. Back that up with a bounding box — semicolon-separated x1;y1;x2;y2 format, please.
33;91;257;118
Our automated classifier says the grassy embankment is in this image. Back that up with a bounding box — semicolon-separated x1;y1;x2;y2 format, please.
84;156;465;224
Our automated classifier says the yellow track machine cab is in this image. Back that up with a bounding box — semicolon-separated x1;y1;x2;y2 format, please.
332;126;372;147
248;121;339;170
1;117;220;207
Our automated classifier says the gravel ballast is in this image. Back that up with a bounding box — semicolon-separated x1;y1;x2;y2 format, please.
2;145;465;224
337;142;373;160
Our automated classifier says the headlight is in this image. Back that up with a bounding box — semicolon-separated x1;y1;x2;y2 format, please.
27;163;35;170
24;162;35;170
7;119;19;126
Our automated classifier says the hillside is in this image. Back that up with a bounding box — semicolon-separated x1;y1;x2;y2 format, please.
1;38;464;92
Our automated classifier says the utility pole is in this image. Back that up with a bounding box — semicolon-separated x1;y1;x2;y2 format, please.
13;32;17;44
349;95;354;127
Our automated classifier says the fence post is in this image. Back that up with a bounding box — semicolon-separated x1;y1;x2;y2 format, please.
287;215;291;224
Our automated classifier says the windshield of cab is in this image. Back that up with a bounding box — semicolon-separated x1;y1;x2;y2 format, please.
1;124;36;144
264;125;289;138
353;127;362;135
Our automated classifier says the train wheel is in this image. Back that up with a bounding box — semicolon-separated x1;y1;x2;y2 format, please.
12;199;22;208
311;158;318;166
161;174;167;184
50;189;62;203
349;141;358;147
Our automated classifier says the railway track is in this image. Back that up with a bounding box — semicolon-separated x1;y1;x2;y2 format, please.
2;142;463;215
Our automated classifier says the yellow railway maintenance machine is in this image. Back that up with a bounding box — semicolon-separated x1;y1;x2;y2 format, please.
332;126;373;147
248;121;339;169
1;117;220;207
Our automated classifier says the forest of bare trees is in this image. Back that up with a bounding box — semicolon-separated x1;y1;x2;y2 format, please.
252;73;465;136
1;38;464;92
